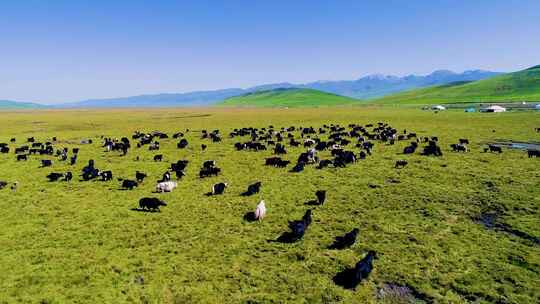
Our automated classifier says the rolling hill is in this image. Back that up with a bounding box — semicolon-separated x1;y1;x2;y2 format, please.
0;100;46;109
372;65;540;104
220;88;358;107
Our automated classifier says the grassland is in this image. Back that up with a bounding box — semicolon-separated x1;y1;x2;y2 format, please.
372;66;540;105
0;107;539;303
221;88;359;107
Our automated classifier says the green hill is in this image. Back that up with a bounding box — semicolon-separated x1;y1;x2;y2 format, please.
372;65;540;104
221;88;358;107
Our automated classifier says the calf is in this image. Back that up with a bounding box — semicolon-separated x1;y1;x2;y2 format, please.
212;182;228;195
156;181;177;193
139;197;167;212
334;251;376;289
122;180;138;190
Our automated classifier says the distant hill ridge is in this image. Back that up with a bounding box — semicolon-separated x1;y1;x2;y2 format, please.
372;65;540;104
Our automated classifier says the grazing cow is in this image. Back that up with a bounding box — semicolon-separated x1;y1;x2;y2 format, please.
203;160;216;169
333;251;376;289
403;144;417;154
122;180;138;190
329;228;359;249
274;143;287;155
156;181;178;193
488;145;503;153
41;160;53;167
245;181;262;196
99;170;113;181
394;160;408;168
46;172;64;182
254;200;266;221
265;157;281;166
459;138;470;145
139;197;167;212
527;150;540;158
154;154;163;162
317;159;333;169
0;146;9;153
135;171;147;183
64;172;73;182
10;138;16;143
316;190;326;205
0;181;7;190
212;182;228;195
199;167;221;178
450;144;468;152
275;159;290;168
16;154;28;161
171;160;189;172
177;139;188;149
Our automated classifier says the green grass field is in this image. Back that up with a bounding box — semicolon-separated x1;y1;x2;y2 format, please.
221;88;359;107
372;66;540;105
0;108;539;303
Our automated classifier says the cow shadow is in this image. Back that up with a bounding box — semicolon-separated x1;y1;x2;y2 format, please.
243;211;257;222
267;232;298;244
332;267;358;290
130;208;159;213
204;192;213;196
305;200;321;206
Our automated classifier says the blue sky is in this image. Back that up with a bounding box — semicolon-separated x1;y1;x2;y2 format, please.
1;0;539;104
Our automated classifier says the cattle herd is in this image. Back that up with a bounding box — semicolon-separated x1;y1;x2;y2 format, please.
0;122;538;290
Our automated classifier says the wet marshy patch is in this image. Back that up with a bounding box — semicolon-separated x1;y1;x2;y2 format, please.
376;283;432;303
487;140;540;151
474;210;540;246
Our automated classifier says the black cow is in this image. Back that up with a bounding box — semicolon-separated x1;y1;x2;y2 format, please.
0;181;7;189
135;171;147;183
154;154;163;162
70;155;77;165
201;144;207;151
315;190;326;205
459;138;470;145
203;160;216;169
99;170;113;181
265;157;281;166
72;148;80;154
174;170;186;180
41;160;52;167
171;160;189;172
177;139;188;149
450;144;468;152
139;197;167;212
317;159;333;169
122;180;138;190
394;160;408;168
0;147;9;153
527;150;540;158
199;167;221;178
244;182;261;196
46;172;64;182
333;251;376;289
329;228;359;250
64;172;73;181
212;182;228;195
488;145;502;153
275;160;290;168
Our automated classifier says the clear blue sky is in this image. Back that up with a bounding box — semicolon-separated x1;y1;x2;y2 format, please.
1;0;539;104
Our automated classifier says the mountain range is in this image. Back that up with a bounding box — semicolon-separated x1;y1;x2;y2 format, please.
0;69;501;108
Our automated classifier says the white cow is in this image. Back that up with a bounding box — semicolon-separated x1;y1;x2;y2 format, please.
254;200;266;221
156;181;177;193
